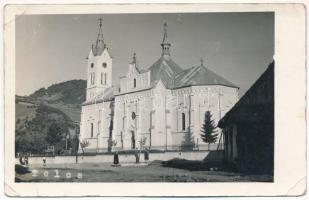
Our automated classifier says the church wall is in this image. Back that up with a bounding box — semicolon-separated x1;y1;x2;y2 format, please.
151;81;171;149
81;84;238;152
113;89;153;150
80;101;113;152
169;85;239;150
119;64;150;95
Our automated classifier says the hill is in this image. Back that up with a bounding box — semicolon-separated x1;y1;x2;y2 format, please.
15;79;86;155
29;79;86;105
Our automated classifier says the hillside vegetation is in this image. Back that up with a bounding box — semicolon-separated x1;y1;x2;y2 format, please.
15;79;86;155
29;79;86;104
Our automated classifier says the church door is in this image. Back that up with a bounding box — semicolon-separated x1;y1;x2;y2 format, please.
131;131;135;149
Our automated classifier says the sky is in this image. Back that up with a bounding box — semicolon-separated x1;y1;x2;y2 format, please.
16;13;274;97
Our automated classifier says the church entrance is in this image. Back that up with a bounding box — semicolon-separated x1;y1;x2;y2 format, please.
131;131;136;149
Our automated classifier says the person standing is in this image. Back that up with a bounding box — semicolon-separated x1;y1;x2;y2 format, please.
25;155;29;166
43;156;46;166
134;148;139;163
113;151;119;165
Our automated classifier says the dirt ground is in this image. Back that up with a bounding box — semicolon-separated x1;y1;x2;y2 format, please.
16;161;273;182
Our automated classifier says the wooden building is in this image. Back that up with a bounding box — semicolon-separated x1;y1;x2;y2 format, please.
218;61;274;175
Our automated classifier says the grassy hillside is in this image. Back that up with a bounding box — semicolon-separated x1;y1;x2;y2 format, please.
15;79;86;155
15;104;74;155
29;79;86;104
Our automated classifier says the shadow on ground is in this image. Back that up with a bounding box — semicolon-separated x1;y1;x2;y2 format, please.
161;151;223;171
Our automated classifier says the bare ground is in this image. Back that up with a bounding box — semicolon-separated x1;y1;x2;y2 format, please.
16;161;273;182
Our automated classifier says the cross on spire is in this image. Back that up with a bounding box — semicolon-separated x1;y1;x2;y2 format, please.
200;57;204;67
163;22;168;43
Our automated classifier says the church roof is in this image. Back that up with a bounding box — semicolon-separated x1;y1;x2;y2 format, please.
91;18;109;57
172;64;238;89
82;86;115;106
148;55;183;88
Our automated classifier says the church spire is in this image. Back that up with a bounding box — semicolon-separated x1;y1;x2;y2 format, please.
92;18;106;56
131;52;136;64
161;22;171;56
200;57;204;67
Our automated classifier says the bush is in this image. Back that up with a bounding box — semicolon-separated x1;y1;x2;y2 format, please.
15;164;30;175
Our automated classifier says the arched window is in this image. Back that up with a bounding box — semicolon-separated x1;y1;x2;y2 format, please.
104;73;107;85
101;73;103;84
92;72;95;84
97;121;100;135
91;63;94;68
102;62;107;68
182;113;186;131
133;78;136;88
90;73;93;85
90;123;94;138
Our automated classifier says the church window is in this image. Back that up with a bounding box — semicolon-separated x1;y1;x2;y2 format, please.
120;131;123;149
90;123;94;138
104;73;107;85
101;73;103;84
92;72;95;84
99;110;102;120
98;121;101;135
133;78;136;88
91;63;94;68
182;113;186;131
102;62;107;68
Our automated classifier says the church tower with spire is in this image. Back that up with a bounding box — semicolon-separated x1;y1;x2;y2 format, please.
86;18;113;101
161;23;171;56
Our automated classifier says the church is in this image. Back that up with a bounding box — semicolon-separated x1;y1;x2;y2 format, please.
79;20;239;152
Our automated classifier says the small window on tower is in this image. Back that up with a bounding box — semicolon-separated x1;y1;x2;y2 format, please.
91;123;94;138
133;78;136;88
91;63;94;68
182;113;186;131
102;62;107;68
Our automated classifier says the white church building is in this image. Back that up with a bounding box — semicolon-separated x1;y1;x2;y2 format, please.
79;20;239;152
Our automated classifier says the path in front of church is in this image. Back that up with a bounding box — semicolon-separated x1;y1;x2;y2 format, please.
16;161;272;182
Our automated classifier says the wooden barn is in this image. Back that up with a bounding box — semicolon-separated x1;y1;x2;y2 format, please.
218;61;274;175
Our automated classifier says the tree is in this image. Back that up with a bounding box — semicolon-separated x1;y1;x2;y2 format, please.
200;111;218;149
80;139;90;155
139;136;147;149
181;127;195;151
46;122;64;145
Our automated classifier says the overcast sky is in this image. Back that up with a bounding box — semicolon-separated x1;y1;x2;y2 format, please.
16;13;274;97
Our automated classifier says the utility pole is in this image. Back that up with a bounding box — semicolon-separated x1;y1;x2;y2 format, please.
149;111;153;148
165;96;167;151
74;121;80;163
217;88;223;150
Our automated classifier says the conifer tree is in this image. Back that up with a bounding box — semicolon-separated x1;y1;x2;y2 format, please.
181;127;195;151
200;111;218;148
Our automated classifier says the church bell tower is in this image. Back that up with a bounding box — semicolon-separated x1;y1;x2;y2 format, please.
86;18;113;101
